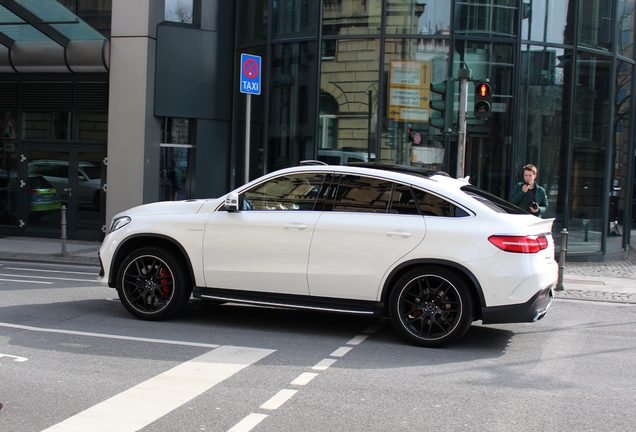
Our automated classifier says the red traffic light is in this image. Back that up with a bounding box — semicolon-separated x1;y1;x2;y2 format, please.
478;82;490;97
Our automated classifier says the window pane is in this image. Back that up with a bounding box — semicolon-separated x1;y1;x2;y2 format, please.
162;118;191;144
22;112;71;140
521;0;573;44
389;183;419;215
242;173;326;211
385;0;451;35
618;0;635;58
238;0;268;43
412;187;463;217
322;0;382;36
382;38;450;168
453;41;514;196
569;52;611;254
79;112;108;141
160;146;191;201
330;175;392;213
517;45;567;222
608;61;632;251
268;42;318;171
0;142;19;226
578;0;613;50
165;0;194;24
455;0;517;38
272;0;318;37
319;39;379;160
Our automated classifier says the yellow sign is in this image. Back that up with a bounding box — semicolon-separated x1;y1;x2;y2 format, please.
388;61;431;123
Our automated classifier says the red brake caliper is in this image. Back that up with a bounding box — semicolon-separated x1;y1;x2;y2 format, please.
159;267;170;298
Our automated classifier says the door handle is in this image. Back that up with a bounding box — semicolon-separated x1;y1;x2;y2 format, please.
386;231;411;238
284;223;307;231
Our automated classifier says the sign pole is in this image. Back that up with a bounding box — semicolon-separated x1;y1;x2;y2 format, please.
245;94;251;184
457;67;471;178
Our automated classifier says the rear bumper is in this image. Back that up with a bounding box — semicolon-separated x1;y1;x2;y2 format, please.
481;283;554;324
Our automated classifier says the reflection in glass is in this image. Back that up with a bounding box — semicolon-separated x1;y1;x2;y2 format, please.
322;0;382;35
382;38;449;167
268;42;317;171
617;0;635;58
238;0;268;43
569;52;611;254
160;146;191;201
0;141;18;226
25;151;68;236
608;61;632;251
272;0;318;36
164;0;195;24
517;45;566;222
319;39;379;161
385;0;451;35
521;0;573;44
76;151;105;239
577;0;613;50
454;41;514;196
79;112;108;141
455;0;517;38
22;112;71;140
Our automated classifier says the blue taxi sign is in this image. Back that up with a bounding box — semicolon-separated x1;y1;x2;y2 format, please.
240;53;261;95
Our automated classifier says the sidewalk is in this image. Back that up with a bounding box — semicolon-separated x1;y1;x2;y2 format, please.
0;235;635;304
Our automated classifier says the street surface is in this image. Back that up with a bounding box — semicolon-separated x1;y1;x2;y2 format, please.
1;260;635;432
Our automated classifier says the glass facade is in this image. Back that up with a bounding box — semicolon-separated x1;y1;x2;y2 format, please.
234;0;636;259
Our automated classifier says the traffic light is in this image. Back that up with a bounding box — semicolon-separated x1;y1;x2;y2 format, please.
474;81;492;120
429;80;447;131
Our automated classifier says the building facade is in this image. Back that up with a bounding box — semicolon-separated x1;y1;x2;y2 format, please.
0;0;635;260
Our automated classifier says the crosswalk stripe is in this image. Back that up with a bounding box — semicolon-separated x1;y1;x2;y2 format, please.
42;345;274;432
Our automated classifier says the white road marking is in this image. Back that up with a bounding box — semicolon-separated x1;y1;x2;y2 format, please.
0;278;52;284
330;346;352;357
5;267;96;275
0;322;220;348
42;345;274;432
260;389;297;410
228;413;269;432
346;334;368;345
312;358;337;371
0;273;96;282
291;372;318;386
0;353;28;363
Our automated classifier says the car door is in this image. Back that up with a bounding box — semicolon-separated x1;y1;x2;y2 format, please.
202;172;327;295
308;174;427;301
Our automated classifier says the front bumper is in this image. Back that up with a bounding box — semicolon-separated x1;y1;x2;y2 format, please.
481;284;554;324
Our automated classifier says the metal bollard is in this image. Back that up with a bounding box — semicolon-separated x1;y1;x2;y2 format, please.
60;205;68;257
556;228;568;291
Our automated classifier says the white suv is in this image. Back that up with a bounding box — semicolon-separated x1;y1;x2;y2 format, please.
99;163;557;347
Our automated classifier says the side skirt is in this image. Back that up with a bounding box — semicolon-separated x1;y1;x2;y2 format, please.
192;287;384;317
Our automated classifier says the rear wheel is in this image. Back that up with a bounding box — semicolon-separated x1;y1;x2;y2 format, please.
389;267;473;347
116;247;191;320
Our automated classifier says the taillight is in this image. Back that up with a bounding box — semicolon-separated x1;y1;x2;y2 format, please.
488;235;549;254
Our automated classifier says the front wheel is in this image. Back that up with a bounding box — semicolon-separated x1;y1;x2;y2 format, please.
116;247;191;320
389;267;473;347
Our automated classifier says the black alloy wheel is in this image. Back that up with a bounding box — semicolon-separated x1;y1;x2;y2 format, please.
389;267;473;347
116;247;191;320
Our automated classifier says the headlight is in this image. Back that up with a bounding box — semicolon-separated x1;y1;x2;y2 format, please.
109;216;131;233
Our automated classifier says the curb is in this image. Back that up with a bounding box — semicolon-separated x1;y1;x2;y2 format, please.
0;253;99;267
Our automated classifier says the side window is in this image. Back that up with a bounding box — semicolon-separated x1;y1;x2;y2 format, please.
411;187;469;217
329;175;393;213
241;173;326;211
389;184;419;215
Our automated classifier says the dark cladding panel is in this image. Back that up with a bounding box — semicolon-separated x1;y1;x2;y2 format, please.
155;24;232;121
21;82;73;109
0;82;18;108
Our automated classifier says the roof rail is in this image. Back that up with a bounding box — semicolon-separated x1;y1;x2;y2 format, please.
299;160;328;166
347;162;445;177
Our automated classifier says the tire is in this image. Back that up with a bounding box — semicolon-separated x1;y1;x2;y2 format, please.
389;266;473;347
116;247;191;320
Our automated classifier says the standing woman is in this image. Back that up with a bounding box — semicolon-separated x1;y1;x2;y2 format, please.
510;164;548;217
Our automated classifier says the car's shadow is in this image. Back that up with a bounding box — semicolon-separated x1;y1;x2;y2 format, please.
0;298;515;367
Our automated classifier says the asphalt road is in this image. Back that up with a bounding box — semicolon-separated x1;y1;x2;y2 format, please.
1;260;635;432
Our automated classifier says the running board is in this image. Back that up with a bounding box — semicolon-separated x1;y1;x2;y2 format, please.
193;287;383;317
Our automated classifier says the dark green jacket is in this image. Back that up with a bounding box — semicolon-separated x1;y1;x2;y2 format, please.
510;182;548;217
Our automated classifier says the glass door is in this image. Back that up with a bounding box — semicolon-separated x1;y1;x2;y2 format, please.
0;142;19;230
23;148;105;240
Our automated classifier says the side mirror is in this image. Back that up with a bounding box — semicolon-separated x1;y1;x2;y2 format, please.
224;192;239;212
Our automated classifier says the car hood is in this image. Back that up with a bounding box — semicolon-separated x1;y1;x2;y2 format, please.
118;199;209;217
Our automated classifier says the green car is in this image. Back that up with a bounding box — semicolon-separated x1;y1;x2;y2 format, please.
29;175;61;213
